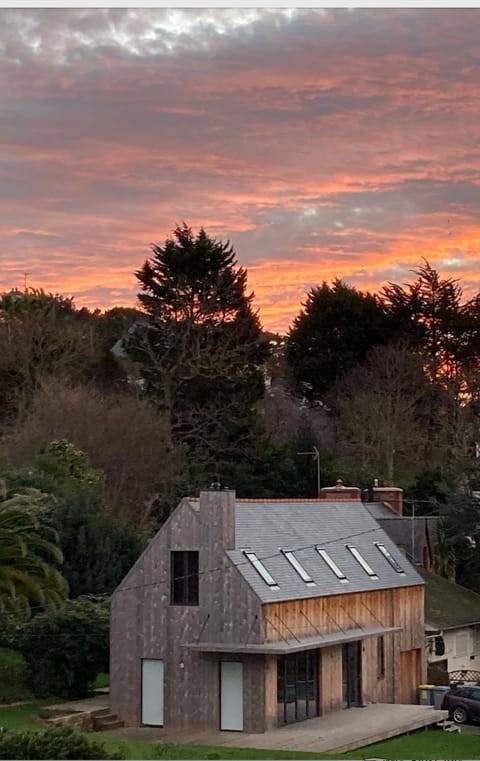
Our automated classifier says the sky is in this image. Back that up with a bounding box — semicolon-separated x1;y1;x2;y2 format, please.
2;8;480;333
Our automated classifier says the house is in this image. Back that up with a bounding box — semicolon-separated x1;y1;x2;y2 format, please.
364;485;480;683
110;483;425;732
419;569;480;681
363;488;437;571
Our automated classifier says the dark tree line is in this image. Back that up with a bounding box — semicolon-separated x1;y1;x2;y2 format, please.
3;232;480;595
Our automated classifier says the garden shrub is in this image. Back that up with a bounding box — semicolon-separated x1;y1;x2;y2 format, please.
0;726;123;759
19;596;109;699
0;650;32;703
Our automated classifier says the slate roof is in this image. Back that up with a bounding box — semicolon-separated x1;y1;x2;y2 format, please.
223;500;423;604
419;568;480;630
364;503;438;565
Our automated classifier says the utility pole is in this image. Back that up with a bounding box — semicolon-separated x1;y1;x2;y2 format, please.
297;445;320;497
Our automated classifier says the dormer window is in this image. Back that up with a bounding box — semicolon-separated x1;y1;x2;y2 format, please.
281;550;315;586
375;542;405;574
243;551;279;589
346;545;378;578
315;546;349;582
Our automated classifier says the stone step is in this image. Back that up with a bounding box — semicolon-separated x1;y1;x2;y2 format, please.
93;714;124;731
91;707;112;718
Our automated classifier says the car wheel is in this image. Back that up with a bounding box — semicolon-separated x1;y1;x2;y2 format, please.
452;706;468;724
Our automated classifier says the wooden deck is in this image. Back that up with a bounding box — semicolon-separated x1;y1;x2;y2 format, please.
103;704;448;754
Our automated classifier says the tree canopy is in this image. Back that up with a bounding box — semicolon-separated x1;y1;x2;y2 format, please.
128;224;268;494
286;279;396;400
0;480;67;614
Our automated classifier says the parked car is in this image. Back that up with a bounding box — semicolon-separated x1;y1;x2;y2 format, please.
441;684;480;724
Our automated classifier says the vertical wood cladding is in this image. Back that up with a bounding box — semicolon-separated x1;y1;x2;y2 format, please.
319;645;343;714
261;585;424;712
111;491;425;732
110;492;263;729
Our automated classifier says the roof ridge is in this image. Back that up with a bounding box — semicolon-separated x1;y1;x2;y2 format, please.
187;497;362;503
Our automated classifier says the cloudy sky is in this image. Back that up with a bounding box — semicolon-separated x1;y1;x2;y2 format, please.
2;8;480;332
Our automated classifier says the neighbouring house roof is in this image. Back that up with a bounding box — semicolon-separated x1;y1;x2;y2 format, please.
190;499;424;604
364;503;438;565
419;568;480;630
186;625;401;655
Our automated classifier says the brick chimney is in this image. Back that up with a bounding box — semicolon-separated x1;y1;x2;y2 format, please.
366;482;403;516
319;478;361;502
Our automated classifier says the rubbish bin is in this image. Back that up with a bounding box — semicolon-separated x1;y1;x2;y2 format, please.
418;684;435;705
432;685;450;710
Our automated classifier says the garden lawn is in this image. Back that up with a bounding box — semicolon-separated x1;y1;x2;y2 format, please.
0;648;33;703
1;705;479;760
0;703;41;732
353;725;480;759
98;726;480;760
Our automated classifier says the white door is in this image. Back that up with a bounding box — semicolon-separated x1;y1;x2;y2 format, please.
141;659;164;726
220;661;243;731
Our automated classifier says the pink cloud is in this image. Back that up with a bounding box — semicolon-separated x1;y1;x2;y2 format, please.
1;9;480;332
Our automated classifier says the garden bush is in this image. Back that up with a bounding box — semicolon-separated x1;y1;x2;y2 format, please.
0;649;32;703
0;726;123;759
19;596;109;699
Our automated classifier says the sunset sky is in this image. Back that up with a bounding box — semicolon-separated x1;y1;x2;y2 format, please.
2;8;480;333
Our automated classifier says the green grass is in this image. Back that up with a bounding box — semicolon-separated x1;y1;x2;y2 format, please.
98;736;336;759
0;705;479;760
97;729;480;760
0;648;24;666
353;725;480;759
0;702;42;732
0;648;33;704
93;672;109;690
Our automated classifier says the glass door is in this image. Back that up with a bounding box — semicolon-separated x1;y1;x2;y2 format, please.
277;650;319;725
342;641;361;708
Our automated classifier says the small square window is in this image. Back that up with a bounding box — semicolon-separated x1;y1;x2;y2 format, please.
171;551;199;605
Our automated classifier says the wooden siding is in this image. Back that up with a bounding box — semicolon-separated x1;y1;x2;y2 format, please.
264;656;277;730
396;649;422;704
319;645;343;714
111;492;425;732
262;586;424;652
262;585;424;712
110;492;263;729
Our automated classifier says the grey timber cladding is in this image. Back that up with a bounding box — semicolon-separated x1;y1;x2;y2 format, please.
221;500;423;603
110;492;263;729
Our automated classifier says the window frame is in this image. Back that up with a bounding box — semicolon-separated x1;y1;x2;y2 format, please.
170;550;199;606
243;550;279;589
375;542;405;574
315;546;349;582
281;549;316;586
346;544;378;578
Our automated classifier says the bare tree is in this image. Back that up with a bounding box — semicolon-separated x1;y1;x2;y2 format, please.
329;342;431;482
2;378;177;527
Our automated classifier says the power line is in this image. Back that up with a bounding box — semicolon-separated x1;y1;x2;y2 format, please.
15;525;385;617
112;525;384;596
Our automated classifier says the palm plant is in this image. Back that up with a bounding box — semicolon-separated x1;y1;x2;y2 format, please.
0;480;68;613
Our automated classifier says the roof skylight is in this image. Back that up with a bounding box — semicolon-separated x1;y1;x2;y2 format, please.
281;550;315;586
315;546;349;582
346;545;378;578
243;551;279;588
375;542;405;574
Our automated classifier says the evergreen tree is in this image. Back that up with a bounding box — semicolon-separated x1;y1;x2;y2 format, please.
286;279;395;400
128;224;268;495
